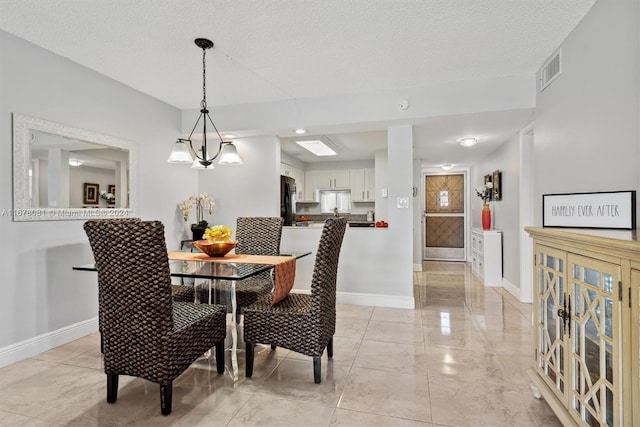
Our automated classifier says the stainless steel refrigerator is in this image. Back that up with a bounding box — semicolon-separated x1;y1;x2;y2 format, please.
280;175;296;226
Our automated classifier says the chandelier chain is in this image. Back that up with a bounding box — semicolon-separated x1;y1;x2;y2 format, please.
201;47;207;109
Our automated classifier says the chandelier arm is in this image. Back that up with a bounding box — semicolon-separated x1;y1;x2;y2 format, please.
205;113;226;144
186;112;205;161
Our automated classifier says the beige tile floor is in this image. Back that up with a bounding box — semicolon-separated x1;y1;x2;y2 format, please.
0;261;562;426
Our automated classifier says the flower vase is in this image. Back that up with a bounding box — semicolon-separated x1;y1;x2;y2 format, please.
191;221;208;241
482;203;491;230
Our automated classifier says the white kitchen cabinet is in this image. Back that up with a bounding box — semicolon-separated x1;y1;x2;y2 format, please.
302;170;319;202
315;170;350;189
350;168;375;202
471;228;502;286
525;227;640;427
280;162;292;177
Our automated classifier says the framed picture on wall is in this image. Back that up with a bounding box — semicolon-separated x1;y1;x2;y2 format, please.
484;174;493;201
83;183;99;205
108;185;116;204
492;170;502;201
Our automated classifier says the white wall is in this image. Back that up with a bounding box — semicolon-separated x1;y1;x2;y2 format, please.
196;135;281;230
0;31;190;358
533;0;640;226
473;133;521;288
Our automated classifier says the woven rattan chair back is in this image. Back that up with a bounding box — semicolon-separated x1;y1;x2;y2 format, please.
235;217;284;255
309;217;347;320
84;220;174;375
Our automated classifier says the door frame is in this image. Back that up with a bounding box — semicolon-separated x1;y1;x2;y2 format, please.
421;167;470;261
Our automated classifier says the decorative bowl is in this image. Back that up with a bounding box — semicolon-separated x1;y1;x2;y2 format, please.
192;240;237;257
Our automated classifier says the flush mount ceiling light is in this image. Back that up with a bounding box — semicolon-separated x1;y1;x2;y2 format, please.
296;139;336;156
457;137;479;147
68;159;83;167
167;38;242;169
295;128;308;134
441;164;454;171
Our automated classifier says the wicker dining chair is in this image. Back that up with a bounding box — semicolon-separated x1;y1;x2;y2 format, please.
84;219;227;416
243;217;347;383
205;217;284;320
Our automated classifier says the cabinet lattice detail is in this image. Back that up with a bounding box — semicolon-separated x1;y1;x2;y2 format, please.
526;227;639;427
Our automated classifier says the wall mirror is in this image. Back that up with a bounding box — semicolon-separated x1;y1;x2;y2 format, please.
12;113;137;221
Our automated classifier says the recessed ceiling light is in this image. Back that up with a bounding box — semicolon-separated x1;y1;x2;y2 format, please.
296;140;336;156
68;159;83;167
457;137;478;147
223;134;235;139
441;164;454;171
295;128;308;134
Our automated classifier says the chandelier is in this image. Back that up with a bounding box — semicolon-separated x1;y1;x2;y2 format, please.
167;38;242;169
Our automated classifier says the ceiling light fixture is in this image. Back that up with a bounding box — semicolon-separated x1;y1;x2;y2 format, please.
441;164;454;171
167;38;242;168
457;137;479;147
296;139;336;156
295;128;308;134
68;159;83;167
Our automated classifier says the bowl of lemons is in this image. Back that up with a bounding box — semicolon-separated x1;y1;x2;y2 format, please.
192;225;236;257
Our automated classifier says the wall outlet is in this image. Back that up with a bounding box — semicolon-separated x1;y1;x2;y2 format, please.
397;197;409;209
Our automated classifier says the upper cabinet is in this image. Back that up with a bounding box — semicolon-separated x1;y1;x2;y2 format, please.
315;169;350;189
299;167;376;203
350;168;375;202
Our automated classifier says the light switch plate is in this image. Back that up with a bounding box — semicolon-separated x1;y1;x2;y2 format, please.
381;188;388;198
397;197;409;209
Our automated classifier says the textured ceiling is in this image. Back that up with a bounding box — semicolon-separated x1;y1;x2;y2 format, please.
0;0;596;108
0;0;596;164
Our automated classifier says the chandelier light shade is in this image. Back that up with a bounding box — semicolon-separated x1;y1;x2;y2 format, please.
167;38;242;169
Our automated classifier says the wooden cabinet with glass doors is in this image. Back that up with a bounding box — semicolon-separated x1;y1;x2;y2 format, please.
525;227;640;427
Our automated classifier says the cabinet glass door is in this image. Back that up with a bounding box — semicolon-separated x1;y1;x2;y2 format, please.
535;245;567;400
568;254;620;427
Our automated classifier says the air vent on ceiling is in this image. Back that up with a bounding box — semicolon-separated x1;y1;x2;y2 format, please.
540;49;561;91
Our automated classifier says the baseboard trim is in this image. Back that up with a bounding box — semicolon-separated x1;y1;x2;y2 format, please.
337;292;415;309
413;263;423;272
293;290;415;309
0;317;98;368
502;278;522;301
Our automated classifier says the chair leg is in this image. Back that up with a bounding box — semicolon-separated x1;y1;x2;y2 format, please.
313;356;321;384
215;340;225;374
246;341;255;377
160;382;173;416
327;337;333;358
106;373;118;403
270;344;277;350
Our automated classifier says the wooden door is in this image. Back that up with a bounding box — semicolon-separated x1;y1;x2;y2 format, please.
424;174;465;260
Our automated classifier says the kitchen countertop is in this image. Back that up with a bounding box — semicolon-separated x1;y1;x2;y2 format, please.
285;221;379;229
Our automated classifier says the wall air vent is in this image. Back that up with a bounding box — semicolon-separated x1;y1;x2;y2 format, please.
540;49;561;91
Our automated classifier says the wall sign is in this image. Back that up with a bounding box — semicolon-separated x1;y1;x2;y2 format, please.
543;191;636;229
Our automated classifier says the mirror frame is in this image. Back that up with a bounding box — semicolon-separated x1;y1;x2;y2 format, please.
12;113;137;221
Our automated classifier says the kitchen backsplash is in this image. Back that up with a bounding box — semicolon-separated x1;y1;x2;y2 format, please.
294;213;370;222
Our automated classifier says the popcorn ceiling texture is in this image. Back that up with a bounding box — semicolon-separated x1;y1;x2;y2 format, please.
0;0;596;109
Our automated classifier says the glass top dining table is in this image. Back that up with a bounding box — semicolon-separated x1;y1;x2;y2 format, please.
73;250;311;381
73;251;311;279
